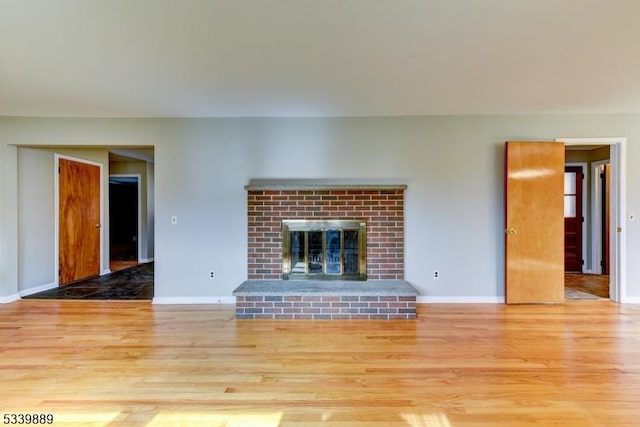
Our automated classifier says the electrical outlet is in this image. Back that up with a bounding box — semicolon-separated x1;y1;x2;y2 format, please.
209;270;216;279
433;270;440;279
170;216;178;225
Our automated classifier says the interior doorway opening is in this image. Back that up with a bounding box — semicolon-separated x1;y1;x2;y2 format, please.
560;138;626;302
563;156;607;299
109;175;140;273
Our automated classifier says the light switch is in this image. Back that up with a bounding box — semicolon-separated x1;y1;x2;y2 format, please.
170;216;178;225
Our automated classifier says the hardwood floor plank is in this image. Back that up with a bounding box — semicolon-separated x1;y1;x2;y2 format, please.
565;273;610;299
1;300;640;425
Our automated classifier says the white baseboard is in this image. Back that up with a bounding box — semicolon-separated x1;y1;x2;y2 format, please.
0;294;21;303
101;269;111;275
417;296;505;304
620;296;640;303
19;282;57;297
152;296;236;305
139;257;154;263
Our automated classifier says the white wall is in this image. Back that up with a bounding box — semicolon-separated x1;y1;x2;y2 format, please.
17;148;54;291
0;144;18;301
16;147;110;293
2;115;640;302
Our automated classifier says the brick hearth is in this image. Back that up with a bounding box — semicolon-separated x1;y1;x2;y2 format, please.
234;279;418;320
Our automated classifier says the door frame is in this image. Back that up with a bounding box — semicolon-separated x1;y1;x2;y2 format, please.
54;154;105;285
109;174;142;263
557;137;626;302
565;162;588;273
591;160;610;276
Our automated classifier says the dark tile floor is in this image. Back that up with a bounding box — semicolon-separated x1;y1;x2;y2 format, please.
23;263;153;300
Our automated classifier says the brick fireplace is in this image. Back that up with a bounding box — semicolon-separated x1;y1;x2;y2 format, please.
246;185;406;280
235;183;417;319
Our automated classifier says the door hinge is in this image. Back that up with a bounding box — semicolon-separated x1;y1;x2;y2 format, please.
581;259;585;265
582;217;585;223
58;166;61;174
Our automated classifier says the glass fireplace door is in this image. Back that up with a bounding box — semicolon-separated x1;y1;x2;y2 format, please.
290;231;306;274
325;230;342;274
282;220;367;280
308;231;324;274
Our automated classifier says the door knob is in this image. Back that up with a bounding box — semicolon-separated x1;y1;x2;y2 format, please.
504;227;518;235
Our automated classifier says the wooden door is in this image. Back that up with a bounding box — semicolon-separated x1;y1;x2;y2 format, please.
505;141;564;304
59;158;101;284
564;166;583;272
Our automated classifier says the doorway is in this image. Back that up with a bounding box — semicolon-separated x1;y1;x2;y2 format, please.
563;157;609;300
564;160;612;300
560;138;625;302
505;139;626;303
109;175;140;272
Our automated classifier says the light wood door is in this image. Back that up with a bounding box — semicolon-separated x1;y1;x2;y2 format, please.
59;158;101;284
505;141;564;304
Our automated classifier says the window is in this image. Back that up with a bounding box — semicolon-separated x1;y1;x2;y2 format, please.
564;171;577;218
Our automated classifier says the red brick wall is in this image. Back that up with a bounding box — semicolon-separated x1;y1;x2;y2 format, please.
247;188;405;280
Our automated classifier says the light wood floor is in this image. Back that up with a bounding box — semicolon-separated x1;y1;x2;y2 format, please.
109;260;140;273
565;273;609;299
2;301;640;426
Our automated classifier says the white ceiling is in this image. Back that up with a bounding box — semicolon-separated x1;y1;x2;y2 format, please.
2;0;640;118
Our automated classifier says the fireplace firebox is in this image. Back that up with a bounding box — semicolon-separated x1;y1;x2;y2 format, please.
282;220;367;280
